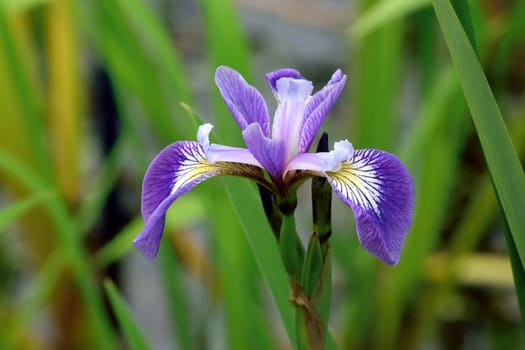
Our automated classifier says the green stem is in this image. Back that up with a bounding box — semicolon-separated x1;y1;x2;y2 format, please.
279;214;305;279
294;232;332;350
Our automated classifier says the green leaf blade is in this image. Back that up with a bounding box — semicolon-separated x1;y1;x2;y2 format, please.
104;279;151;350
432;0;525;325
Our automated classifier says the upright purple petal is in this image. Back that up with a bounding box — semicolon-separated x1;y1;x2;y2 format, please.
325;148;414;265
215;66;270;136
299;69;347;153
135;140;265;259
271;77;313;163
243;123;285;182
266;68;302;94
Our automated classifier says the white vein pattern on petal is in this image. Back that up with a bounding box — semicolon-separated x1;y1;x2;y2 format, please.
169;142;265;196
169;143;218;196
327;149;384;217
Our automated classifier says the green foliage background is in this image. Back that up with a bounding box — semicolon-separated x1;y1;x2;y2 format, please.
1;0;525;349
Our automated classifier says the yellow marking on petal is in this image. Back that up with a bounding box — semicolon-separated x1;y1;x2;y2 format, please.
326;161;383;216
171;144;266;195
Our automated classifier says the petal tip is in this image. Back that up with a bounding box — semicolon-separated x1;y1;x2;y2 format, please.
133;233;160;260
266;68;302;92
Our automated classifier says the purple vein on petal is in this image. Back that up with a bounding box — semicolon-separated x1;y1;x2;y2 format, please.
299;69;347;153
243;123;285;182
325;148;414;265
265;68;302;94
135;140;265;259
215;66;270;136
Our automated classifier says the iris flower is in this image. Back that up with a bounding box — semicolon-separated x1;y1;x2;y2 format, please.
134;66;414;265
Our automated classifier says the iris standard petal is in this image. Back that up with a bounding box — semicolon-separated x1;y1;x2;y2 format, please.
265;68;302;94
299;69;347;153
271;77;313;163
243;123;286;182
135;140;265;259
325;148;414;265
215;66;270;136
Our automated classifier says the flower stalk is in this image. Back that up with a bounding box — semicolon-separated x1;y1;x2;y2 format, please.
279;213;305;279
293;231;331;350
287;133;333;350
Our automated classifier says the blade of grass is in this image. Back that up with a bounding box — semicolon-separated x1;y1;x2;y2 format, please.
352;0;403;151
95;193;206;268
223;179;296;348
350;0;431;39
492;0;525;92
75;136;128;233
503;223;525;323
432;0;525;323
206;186;274;350
73;0;195;145
376;67;469;347
331;232;376;349
414;6;437;91
104;279;151;350
112;0;196;140
340;1;405;345
0;150;117;349
0;190;56;233
46;0;81;203
157;243;195;350
2;250;63;348
0;9;52;182
1;0;49;13
450;0;478;55
408;111;525;345
200;0;251;146
400;66;459;167
154;196;208;350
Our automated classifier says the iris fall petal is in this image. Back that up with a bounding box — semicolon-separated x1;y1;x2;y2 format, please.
135;140;264;259
325;148;414;265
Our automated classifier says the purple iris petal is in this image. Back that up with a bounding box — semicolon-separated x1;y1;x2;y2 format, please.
135;139;266;259
299;69;347;153
215;66;270;136
197;123;261;166
286;139;354;174
325;148;414;265
136;66;414;264
206;143;261;166
136;141;217;258
266;68;302;94
243;123;285;182
271;77;313;163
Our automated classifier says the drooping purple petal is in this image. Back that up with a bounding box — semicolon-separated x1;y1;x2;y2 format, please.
265;68;302;94
215;66;270;136
325;148;414;265
299;69;347;153
135;140;265;259
243;123;285;182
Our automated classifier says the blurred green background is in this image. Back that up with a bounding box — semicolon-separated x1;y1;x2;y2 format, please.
1;0;525;349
